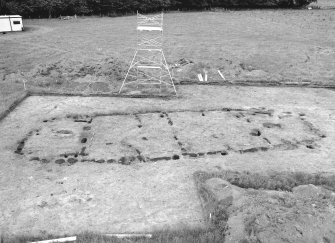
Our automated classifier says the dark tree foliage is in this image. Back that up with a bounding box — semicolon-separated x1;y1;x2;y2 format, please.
0;0;316;18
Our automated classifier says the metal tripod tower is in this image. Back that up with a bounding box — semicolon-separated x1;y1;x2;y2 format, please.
119;12;177;95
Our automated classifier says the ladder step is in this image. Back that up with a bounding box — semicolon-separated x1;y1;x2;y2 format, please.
137;65;162;69
137;26;162;31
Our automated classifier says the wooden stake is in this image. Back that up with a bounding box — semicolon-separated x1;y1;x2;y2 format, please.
217;70;226;81
197;73;204;82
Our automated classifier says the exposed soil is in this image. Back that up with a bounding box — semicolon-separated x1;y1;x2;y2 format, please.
13;103;325;166
194;170;335;242
1;85;335;239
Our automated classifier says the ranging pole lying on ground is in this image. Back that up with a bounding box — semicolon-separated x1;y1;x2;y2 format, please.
29;236;76;243
28;234;152;243
119;12;177;95
105;233;152;238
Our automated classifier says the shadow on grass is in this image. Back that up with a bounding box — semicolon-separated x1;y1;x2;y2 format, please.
78;229;224;243
1;228;225;243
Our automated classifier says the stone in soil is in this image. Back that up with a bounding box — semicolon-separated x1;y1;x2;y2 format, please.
263;122;282;128
55;159;66;164
67;158;78;164
250;128;261;136
41;159;49;163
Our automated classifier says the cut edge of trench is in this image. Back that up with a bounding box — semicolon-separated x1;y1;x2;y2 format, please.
1;82;334;123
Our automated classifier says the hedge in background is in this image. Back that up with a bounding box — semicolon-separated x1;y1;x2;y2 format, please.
0;0;316;18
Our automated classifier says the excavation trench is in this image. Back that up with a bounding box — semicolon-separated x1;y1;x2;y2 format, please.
15;106;325;166
2;86;335;237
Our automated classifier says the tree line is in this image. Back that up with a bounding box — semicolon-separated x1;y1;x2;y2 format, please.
0;0;315;18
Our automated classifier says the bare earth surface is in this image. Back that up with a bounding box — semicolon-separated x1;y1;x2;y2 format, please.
200;177;335;242
1;85;335;237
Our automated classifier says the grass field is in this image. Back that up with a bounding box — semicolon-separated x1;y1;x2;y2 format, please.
1;4;335;105
1;7;335;76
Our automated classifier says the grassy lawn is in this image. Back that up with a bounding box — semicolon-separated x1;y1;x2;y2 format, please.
1;8;334;78
0;82;27;120
1;4;335;116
